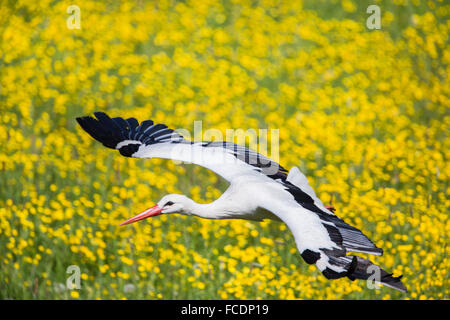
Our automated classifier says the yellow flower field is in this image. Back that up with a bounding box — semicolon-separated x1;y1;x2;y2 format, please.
0;0;448;299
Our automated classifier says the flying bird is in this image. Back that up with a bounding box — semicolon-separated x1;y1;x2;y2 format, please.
76;112;406;293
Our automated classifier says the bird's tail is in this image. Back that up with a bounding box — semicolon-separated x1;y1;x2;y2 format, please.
319;253;407;293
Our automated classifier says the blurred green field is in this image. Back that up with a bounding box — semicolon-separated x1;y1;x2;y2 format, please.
0;0;448;299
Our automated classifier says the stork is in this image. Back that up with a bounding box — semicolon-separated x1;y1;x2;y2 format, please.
76;112;406;293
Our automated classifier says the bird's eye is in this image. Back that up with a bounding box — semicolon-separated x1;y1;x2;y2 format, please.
164;201;174;207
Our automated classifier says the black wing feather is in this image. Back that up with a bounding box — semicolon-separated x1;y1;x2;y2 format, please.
112;117;130;131
76;112;184;157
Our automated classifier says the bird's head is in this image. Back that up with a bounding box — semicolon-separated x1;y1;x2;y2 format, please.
120;194;193;226
157;194;192;214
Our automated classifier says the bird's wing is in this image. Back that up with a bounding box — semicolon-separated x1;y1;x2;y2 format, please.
259;192;406;292
279;177;383;256
76;112;288;183
287;166;322;203
286;166;333;214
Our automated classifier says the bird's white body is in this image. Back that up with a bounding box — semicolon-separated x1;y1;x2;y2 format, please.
159;177;280;222
76;112;407;292
159;171;344;273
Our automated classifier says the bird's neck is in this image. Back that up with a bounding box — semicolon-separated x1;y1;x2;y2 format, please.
184;198;232;220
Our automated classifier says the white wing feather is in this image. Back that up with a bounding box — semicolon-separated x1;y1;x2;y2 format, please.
287;166;333;214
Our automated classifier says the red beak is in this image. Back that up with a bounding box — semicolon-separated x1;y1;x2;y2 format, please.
120;205;163;226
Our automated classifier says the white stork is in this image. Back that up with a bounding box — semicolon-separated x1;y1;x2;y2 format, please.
76;112;406;293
